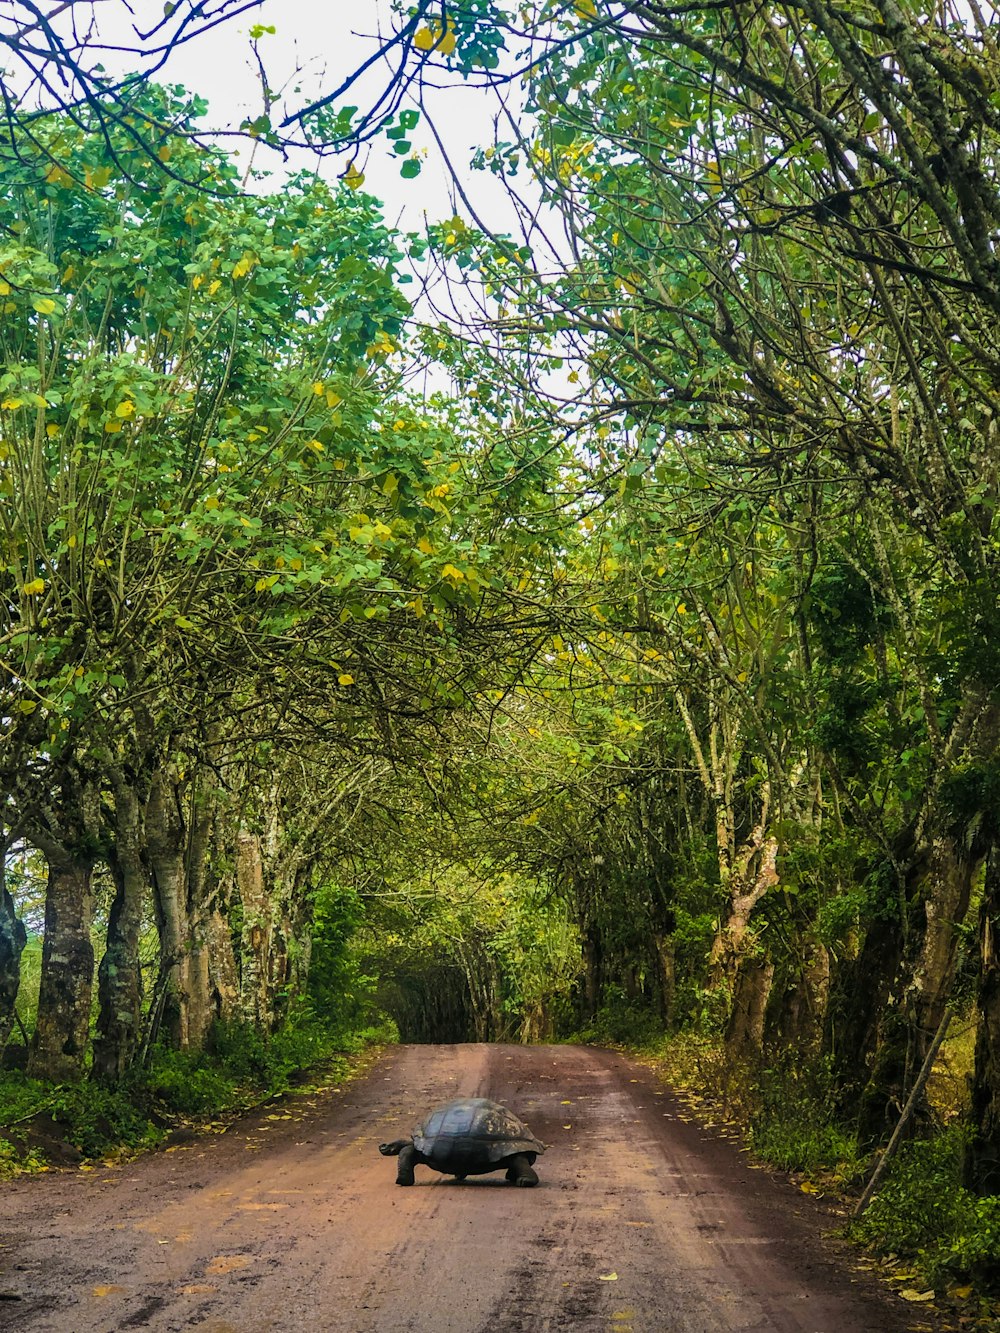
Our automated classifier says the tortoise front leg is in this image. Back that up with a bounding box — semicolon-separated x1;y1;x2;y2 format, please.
395;1142;419;1186
504;1153;538;1187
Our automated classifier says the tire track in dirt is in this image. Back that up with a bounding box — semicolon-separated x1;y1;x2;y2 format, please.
0;1043;930;1332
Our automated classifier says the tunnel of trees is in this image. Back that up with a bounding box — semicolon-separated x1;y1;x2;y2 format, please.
3;0;1000;1260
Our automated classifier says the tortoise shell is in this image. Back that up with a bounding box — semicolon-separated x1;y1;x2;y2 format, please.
412;1097;545;1174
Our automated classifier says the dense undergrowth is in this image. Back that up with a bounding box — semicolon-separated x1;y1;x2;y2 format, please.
577;998;1000;1307
0;1011;396;1175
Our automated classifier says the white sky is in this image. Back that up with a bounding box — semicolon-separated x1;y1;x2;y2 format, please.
74;1;523;235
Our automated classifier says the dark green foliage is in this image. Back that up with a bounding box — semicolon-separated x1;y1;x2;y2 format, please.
808;563;891;664
813;674;878;770
852;1128;1000;1287
571;988;665;1048
308;883;375;1027
941;759;1000;846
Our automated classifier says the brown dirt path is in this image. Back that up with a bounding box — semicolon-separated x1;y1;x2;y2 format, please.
0;1043;928;1332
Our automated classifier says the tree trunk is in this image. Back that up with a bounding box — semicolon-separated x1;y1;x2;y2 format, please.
0;855;27;1049
724;957;774;1060
910;834;980;1068
581;922;601;1022
766;943;830;1055
29;856;95;1082
236;828;272;1030
968;846;1000;1194
709;831;779;990
824;906;905;1131
652;931;676;1028
146;765;217;1049
93;781;148;1083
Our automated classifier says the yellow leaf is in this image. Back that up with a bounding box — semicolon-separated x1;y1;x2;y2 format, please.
204;496;220;510
115;400;135;418
343;163;365;191
414;25;436;50
437;30;457;54
0;280;10;295
306;439;324;453
326;389;342;409
92;1284;127;1297
1;398;23;410
67;534;77;548
313;381;326;395
338;673;355;686
209;279;221;295
104;419;122;433
32;298;56;315
598;1272;618;1282
158;145;172;162
676;602;687;615
899;1290;935;1302
255;575;279;592
46;422;60;437
417;536;435;555
23;578;45;595
17;699;38;714
441;563;465;580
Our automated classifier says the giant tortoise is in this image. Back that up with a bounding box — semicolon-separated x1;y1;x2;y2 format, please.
379;1096;545;1187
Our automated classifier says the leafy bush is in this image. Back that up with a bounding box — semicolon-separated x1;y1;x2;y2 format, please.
751;1057;863;1182
0;1009;390;1170
852;1127;1000;1286
572;989;665;1048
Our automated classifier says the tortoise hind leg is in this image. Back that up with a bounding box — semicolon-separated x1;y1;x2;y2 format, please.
504;1153;538;1187
395;1143;419;1186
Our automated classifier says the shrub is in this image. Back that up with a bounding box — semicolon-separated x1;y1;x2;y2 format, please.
852;1127;1000;1287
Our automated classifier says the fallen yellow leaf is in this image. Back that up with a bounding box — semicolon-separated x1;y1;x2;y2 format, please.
599;1271;619;1282
899;1289;935;1303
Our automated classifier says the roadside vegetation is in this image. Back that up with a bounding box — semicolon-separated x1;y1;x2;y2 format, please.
2;0;1000;1314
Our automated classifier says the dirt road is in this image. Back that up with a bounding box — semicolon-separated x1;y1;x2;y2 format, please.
0;1043;924;1332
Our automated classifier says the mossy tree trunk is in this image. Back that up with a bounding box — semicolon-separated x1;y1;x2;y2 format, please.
968;847;1000;1194
146;763;219;1049
93;776;149;1083
0;848;27;1049
29;854;96;1082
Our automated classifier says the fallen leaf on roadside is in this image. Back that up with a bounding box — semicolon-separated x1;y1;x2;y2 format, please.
951;1285;973;1300
563;1124;573;1129
560;1100;573;1105
180;1284;216;1296
92;1285;126;1298
599;1272;619;1282
899;1289;935;1302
